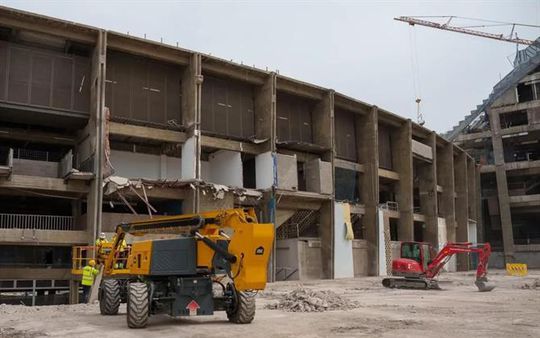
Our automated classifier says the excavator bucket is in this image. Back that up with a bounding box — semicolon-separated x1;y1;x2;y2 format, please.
475;278;496;292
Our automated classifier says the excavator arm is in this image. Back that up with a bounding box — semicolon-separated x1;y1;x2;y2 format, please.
426;242;494;292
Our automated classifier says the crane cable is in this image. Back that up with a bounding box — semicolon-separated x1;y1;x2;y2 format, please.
408;25;424;126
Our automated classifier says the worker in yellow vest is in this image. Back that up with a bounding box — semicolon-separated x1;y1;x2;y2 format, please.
95;232;108;261
81;259;99;303
111;234;128;268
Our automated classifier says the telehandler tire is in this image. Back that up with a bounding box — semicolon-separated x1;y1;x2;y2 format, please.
127;282;149;328
227;287;256;324
99;279;120;315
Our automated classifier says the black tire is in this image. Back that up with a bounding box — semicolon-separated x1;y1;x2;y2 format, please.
227;286;256;324
126;282;149;329
100;279;121;315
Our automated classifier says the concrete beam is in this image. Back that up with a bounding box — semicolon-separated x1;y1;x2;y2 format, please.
378;168;400;181
201;135;263;155
0;229;88;245
0;268;73;280
0;6;97;43
0;127;76;145
109;122;187;144
107;32;191;65
276;76;325;101
488;108;514;262
509;194;540;207
202;58;267;85
491;100;540;115
0;174;89;194
334;159;365;172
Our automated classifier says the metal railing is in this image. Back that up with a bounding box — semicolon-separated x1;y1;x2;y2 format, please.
0;213;74;231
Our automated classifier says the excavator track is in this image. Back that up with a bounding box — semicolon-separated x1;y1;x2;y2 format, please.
382;277;440;290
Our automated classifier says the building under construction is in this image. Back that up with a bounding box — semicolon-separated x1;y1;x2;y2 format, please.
0;6;479;304
446;40;540;268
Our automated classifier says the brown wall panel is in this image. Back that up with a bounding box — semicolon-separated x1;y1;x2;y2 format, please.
276;92;313;143
201;75;255;139
335;108;357;161
0;42;90;113
105;50;183;127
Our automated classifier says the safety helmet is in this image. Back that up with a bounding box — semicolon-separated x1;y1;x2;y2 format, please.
89;259;96;267
99;232;106;239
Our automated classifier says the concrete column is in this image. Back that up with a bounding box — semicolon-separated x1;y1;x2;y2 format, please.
476;167;484;243
438;143;456;245
69;280;80;304
455;151;469;271
319;200;333;279
467;157;477;222
182;53;202;213
488;108;514;262
254;74;275;153
394;120;413;241
357;106;379;275
418;132;438;245
86;29;107;246
313;91;334;162
318;90;334;279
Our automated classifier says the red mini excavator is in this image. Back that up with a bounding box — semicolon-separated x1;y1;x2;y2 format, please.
382;242;495;292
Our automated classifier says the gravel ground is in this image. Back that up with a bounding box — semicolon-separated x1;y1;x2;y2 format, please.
1;270;539;338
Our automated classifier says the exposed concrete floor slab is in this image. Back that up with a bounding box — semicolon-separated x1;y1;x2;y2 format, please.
0;270;538;338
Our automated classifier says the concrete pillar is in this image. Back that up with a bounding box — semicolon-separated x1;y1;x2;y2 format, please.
357;106;379;275
394;120;413;241
476;167;484;243
438;143;456;245
86;29;107;247
488;108;514;262
69;280;80;304
313;91;334;162
254;74;275;153
319;200;333;279
467;157;477;222
455;151;469;271
182;53;202;213
418;132;438;245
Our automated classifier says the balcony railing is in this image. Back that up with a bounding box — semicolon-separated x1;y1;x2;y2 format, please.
0;213;74;231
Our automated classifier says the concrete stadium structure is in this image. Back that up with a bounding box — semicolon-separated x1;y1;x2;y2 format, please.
0;6;479;303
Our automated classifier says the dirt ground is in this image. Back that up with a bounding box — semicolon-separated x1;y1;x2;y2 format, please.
1;270;539;338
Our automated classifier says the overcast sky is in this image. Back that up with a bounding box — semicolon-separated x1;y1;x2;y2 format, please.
4;0;539;133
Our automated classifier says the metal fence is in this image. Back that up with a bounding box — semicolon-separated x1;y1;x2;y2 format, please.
0;213;74;231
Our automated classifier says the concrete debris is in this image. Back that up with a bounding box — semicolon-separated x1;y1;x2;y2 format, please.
520;279;540;290
0;327;44;338
265;288;357;312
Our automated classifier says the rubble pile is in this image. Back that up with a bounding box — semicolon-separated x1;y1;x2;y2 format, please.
265;288;357;312
520;279;540;290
